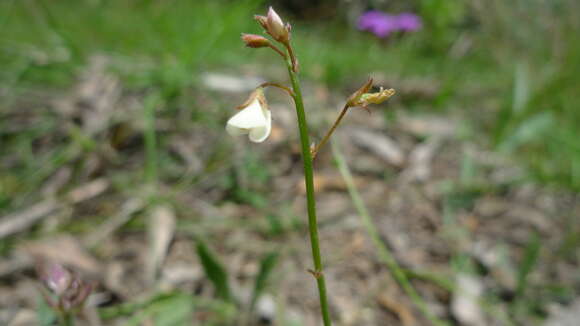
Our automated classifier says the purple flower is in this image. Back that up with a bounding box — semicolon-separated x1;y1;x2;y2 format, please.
36;261;93;313
357;11;385;30
396;13;422;32
358;10;422;38
37;262;72;296
358;11;397;38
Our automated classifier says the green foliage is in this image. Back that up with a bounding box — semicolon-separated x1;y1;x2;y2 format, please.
195;239;233;302
150;295;193;326
515;233;541;299
485;2;580;190
250;252;279;311
0;0;264;86
36;295;57;326
100;292;235;326
417;0;467;48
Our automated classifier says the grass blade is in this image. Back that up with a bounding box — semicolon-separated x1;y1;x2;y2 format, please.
250;252;279;311
332;139;449;326
515;233;541;299
195;239;233;302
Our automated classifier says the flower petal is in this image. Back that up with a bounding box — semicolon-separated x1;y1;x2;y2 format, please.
226;122;249;136
226;99;267;129
248;107;271;142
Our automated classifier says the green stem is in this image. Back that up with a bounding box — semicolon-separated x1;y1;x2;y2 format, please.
332;140;449;326
59;312;75;326
285;55;332;326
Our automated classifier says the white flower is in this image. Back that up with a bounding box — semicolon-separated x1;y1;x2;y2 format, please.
226;95;271;143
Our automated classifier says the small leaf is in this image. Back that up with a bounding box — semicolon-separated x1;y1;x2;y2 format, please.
153;294;193;326
36;295;57;326
250;252;279;311
195;240;233;302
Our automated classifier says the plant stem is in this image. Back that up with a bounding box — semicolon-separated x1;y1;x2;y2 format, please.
59;312;75;326
312;104;350;159
259;82;295;97
285;54;332;326
332;140;449;326
268;43;287;59
285;44;298;72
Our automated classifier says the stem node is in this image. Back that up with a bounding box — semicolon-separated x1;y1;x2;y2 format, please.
308;269;323;279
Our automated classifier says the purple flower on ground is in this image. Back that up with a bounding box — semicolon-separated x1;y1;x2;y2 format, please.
36;261;93;313
358;10;422;38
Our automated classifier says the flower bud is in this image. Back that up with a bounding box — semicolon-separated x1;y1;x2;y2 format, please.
37;262;72;296
241;33;270;48
267;7;289;43
356;88;396;108
254;15;268;30
347;78;395;108
36;261;94;313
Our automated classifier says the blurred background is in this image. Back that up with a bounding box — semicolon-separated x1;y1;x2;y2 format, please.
1;0;579;325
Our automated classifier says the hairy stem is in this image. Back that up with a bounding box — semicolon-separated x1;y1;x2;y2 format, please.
285;51;332;326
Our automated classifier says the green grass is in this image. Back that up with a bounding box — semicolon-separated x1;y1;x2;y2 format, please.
0;0;264;87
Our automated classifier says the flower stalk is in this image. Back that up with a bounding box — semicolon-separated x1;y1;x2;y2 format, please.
228;7;398;325
259;82;295;97
311;104;349;159
285;54;332;326
312;79;395;159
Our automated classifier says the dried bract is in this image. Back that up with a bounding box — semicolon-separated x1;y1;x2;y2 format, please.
347;78;374;107
241;33;270;48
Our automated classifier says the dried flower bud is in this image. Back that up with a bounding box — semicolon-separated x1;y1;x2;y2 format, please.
241;33;270;48
356;88;396;108
254;15;268;30
346;78;374;107
266;7;289;43
347;78;395;108
61;278;93;311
